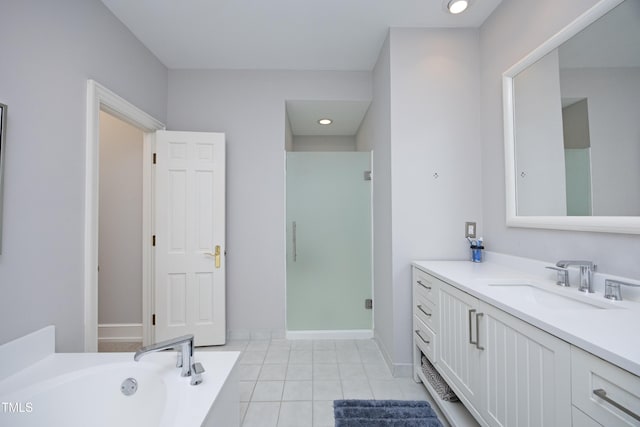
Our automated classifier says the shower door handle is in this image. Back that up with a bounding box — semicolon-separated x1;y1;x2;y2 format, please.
292;221;297;262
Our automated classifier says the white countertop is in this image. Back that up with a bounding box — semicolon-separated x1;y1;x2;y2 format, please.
413;259;640;377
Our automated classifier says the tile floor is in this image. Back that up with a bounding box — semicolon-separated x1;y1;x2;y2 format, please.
201;338;433;427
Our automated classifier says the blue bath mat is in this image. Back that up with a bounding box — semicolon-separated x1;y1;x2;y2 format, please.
333;400;442;427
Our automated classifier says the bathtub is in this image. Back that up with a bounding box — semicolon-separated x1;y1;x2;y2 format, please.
0;327;240;427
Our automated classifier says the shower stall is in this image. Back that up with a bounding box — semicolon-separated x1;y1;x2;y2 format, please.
286;152;372;336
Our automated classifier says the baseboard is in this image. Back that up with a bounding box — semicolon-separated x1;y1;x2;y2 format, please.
374;330;394;368
286;330;374;340
227;329;286;341
372;331;411;377
98;323;142;343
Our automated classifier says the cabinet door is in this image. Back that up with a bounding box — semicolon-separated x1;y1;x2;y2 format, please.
438;282;484;421
479;301;572;427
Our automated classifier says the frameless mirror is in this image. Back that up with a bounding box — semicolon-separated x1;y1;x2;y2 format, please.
503;0;640;233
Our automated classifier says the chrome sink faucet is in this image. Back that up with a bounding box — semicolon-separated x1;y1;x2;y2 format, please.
605;279;640;301
134;334;195;378
555;260;597;293
545;265;569;286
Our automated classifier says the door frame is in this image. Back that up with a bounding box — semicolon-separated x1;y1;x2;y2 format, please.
84;80;165;352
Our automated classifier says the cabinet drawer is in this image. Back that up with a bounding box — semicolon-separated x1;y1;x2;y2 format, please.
414;316;435;363
413;268;437;304
571;346;640;426
415;296;437;331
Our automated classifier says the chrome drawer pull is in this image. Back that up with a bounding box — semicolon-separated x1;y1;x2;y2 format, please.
468;309;477;345
475;312;485;351
414;330;430;345
417;305;432;317
417;280;432;290
593;389;640;421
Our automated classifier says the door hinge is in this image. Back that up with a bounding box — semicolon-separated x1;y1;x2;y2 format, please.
152;235;156;246
152;314;156;326
365;299;373;309
364;171;372;181
153;153;157;164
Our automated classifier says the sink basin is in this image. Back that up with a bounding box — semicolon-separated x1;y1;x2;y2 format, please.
487;283;612;310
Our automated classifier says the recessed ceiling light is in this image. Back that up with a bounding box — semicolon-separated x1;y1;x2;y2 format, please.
448;0;469;14
317;118;333;125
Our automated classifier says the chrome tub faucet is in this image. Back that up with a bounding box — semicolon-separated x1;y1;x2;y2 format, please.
134;334;204;384
555;260;597;293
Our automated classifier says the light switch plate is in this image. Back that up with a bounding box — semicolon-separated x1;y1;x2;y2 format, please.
465;222;476;238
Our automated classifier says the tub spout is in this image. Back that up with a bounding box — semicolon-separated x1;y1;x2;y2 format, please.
134;335;194;377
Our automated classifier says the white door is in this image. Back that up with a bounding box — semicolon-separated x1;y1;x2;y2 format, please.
154;130;226;346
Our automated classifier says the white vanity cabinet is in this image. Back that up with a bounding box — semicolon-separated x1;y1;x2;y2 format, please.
413;268;481;427
413;266;572;427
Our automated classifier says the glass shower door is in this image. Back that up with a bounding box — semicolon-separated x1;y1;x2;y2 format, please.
286;152;372;331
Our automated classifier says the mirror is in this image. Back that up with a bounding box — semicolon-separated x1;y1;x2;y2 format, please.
0;102;5;253
503;0;640;233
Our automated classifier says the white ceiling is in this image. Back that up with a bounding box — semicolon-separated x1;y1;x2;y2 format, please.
101;0;503;137
100;0;502;71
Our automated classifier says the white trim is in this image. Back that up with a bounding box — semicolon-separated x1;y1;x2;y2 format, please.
98;323;143;343
501;0;640;234
141;133;155;346
285;330;374;340
84;80;164;352
227;329;287;341
375;329;395;372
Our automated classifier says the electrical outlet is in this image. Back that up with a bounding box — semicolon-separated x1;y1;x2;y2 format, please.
465;222;476;238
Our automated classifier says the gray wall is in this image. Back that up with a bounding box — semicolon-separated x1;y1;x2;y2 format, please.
389;28;483;370
167;69;371;337
357;29;483;373
480;0;640;280
562;99;590;150
0;0;168;351
98;111;143;325
285;114;293;152
292;135;356;152
356;35;394;368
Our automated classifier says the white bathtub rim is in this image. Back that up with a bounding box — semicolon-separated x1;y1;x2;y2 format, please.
0;351;240;427
3;360;177;405
0;326;55;382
